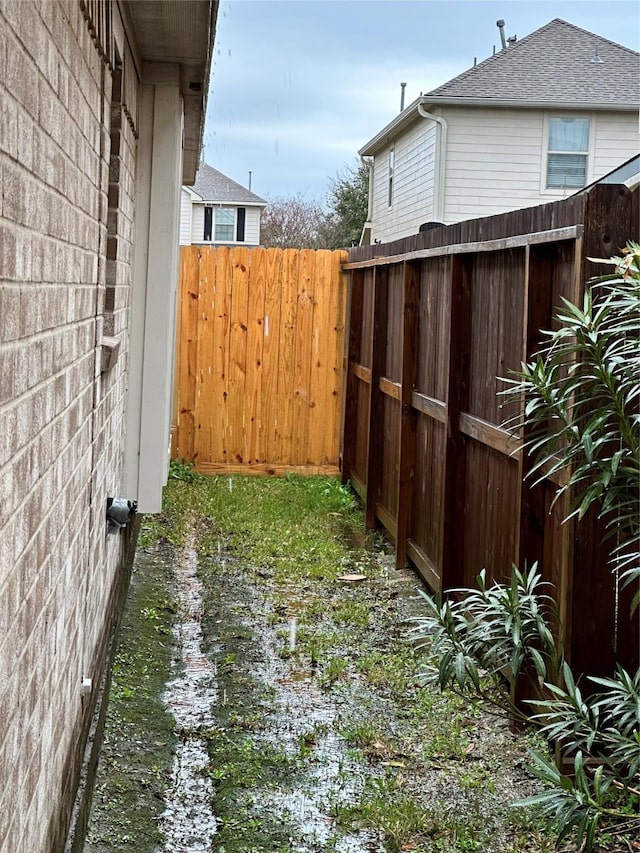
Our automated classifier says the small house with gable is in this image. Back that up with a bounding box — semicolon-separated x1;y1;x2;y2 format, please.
359;18;640;244
180;163;267;246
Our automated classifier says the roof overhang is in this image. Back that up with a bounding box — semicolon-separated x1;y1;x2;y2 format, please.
120;1;218;184
359;98;424;157
191;199;268;208
359;95;640;157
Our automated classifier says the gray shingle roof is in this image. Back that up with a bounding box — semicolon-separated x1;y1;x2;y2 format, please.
425;19;639;106
190;163;267;205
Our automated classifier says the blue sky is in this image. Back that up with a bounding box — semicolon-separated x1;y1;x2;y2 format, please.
202;0;639;201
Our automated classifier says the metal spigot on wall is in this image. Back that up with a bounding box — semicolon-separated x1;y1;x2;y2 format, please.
106;497;137;535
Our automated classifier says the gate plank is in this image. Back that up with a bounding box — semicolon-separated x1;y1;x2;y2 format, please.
227;247;249;464
262;248;284;464
292;249;316;464
245;247;267;464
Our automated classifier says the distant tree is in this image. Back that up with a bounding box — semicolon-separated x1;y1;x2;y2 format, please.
259;161;369;250
321;160;369;249
260;194;328;249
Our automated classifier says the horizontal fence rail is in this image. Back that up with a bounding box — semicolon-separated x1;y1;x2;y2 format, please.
342;184;639;682
172;246;348;476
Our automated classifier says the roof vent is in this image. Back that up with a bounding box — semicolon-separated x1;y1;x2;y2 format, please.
591;43;604;64
496;19;516;50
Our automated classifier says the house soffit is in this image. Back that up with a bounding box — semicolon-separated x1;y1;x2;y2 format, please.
120;0;219;184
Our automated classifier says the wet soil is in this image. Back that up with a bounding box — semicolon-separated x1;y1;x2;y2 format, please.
86;476;570;852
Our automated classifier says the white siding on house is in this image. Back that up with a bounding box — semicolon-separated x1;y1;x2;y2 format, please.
244;205;262;245
442;107;639;223
191;202;205;243
371;118;437;243
592;112;640;180
442;107;548;223
179;188;193;245
369;106;639;240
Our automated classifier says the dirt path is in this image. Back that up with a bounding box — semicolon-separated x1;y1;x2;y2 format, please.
86;475;562;853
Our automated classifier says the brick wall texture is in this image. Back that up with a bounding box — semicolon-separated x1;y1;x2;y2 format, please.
0;2;138;850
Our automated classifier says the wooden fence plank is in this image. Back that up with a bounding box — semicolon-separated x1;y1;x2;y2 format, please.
262;248;284;464
396;260;420;567
292;250;316;464
195;247;218;464
341;268;364;484
308;251;333;464
226;247;249;464
275;249;298;462
173;247;200;462
244;247;267;464
324;251;347;465
441;255;471;590
210;246;231;464
365;267;388;528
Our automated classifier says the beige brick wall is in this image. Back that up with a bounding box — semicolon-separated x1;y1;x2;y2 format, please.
0;2;138;850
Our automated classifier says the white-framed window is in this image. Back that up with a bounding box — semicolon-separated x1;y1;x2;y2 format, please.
546;117;590;189
388;145;395;206
202;206;246;242
215;207;235;241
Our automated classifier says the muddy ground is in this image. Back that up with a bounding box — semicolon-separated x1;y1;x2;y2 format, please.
85;475;583;853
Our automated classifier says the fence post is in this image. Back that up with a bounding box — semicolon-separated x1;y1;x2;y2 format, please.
341;268;363;485
365;266;388;529
441;255;471;590
395;260;419;567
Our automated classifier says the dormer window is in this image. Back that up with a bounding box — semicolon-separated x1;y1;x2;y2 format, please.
546;117;590;189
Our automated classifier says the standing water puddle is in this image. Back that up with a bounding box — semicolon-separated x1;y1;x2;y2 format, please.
161;537;385;852
161;538;218;851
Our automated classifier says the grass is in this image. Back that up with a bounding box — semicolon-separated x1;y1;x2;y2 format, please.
88;471;572;852
84;548;178;851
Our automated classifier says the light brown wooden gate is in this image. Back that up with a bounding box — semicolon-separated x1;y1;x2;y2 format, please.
171;246;348;475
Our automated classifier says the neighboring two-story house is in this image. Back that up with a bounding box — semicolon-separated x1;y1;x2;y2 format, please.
359;19;640;244
180;163;267;246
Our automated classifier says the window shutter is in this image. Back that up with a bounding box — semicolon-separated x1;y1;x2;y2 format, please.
203;206;213;241
236;207;246;242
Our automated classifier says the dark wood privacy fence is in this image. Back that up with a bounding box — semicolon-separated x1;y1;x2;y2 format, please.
342;184;639;678
172;246;347;475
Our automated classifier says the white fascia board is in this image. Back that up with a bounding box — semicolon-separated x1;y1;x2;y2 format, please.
183;186;202;200
422;96;640;111
359;98;423;156
193;199;268;208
